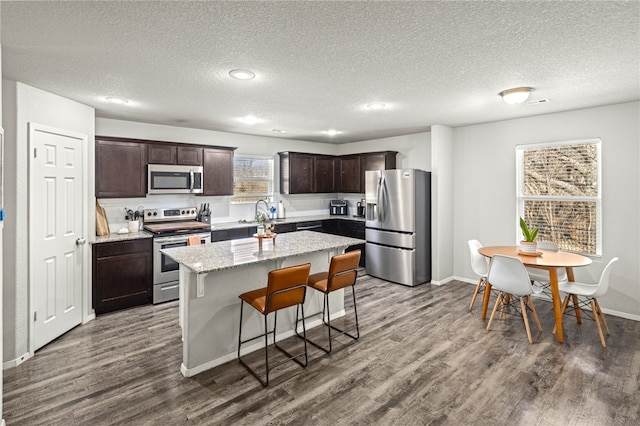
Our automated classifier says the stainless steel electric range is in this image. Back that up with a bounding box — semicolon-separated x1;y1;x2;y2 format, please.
144;206;211;304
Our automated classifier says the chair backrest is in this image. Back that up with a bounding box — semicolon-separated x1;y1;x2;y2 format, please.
593;257;619;298
487;255;536;297
537;241;559;251
468;240;489;277
266;263;311;312
328;250;361;291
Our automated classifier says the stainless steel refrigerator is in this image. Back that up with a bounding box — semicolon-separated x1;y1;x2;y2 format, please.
365;169;431;286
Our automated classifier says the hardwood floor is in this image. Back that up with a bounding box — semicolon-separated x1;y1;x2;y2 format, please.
4;274;640;425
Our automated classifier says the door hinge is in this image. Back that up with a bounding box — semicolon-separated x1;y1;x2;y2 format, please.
34;311;37;322
34;147;37;158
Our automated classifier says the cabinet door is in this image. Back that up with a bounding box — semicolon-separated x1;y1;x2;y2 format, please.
362;151;397;172
177;146;203;166
95;138;147;198
280;152;314;194
339;155;362;193
148;143;177;164
92;239;152;315
314;156;336;193
202;148;234;196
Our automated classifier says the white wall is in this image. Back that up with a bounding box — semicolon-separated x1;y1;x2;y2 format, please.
452;101;640;320
2;81;95;364
431;125;454;284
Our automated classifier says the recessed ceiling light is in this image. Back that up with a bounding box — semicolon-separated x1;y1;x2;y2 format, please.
323;129;341;136
229;69;256;80
499;87;534;104
272;129;286;133
105;96;129;105
239;115;260;125
366;103;386;110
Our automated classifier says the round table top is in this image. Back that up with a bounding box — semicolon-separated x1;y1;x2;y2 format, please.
478;245;592;268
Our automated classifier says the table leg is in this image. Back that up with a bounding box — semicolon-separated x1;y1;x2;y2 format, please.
481;282;492;320
549;268;563;343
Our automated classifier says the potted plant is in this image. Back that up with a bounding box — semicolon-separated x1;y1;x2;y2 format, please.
519;216;539;253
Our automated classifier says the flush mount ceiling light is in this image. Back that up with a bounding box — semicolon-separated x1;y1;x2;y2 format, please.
239;115;260;125
104;96;129;105
499;87;534;104
366;102;386;110
229;69;256;80
322;129;341;136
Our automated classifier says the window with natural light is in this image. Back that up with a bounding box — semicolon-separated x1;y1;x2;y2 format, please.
231;156;274;203
516;139;601;256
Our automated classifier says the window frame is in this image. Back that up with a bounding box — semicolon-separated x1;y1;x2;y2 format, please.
516;138;602;257
231;155;274;204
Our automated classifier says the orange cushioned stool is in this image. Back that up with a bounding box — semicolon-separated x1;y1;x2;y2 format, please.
296;250;361;353
237;263;311;386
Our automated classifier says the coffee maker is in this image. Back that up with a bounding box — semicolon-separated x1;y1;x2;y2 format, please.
356;199;365;217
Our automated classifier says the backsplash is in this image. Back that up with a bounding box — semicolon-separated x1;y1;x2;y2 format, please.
97;193;364;233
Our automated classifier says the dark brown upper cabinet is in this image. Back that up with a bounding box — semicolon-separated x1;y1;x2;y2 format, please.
148;144;203;166
280;152;314;194
202;148;234;196
338;154;362;193
95;137;147;198
362;151;397;175
314;155;337;193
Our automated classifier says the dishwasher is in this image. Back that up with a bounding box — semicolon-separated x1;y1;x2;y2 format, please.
296;221;323;232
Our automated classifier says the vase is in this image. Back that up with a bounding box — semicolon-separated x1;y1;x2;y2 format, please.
519;240;538;253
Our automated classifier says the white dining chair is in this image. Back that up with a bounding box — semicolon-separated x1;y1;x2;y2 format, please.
553;257;619;348
486;255;543;344
525;241;568;287
467;240;489;311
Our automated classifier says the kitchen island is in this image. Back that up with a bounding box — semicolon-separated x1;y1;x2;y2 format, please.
161;230;364;377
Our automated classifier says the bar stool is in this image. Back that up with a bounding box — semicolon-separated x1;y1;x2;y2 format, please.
297;250;361;353
237;263;311;386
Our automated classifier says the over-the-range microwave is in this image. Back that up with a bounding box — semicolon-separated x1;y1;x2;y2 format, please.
148;164;203;194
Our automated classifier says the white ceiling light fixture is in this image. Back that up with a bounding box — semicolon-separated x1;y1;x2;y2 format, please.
239;115;260;125
323;129;341;136
229;69;256;80
366;102;386;110
499;87;534;105
271;129;286;133
104;96;129;105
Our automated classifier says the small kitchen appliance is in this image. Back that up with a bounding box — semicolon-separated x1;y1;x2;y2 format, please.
144;206;211;303
148;164;203;195
356;199;365;217
329;199;348;215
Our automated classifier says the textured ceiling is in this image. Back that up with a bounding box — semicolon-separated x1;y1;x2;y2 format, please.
1;1;639;144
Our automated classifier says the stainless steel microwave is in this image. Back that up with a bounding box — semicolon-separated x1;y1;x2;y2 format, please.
148;164;203;194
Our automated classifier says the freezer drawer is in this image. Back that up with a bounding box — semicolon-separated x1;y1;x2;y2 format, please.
366;242;417;286
366;228;414;249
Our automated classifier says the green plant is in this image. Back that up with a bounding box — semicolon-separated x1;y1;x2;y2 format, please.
519;217;539;242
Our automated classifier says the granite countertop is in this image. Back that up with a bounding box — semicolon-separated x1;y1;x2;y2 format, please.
91;230;154;244
161;230;364;274
211;214;364;231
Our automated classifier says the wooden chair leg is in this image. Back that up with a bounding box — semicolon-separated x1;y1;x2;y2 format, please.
553;295;571;335
527;295;542;331
487;292;503;331
469;277;484;311
500;294;511;319
591;299;607;348
572;294;582;324
594;299;610;335
520;297;533;344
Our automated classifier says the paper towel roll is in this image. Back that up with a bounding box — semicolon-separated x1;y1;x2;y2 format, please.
277;201;286;219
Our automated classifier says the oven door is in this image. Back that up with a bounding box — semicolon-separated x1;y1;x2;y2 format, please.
153;233;210;285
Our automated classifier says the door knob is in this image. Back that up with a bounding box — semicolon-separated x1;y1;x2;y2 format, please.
76;238;86;246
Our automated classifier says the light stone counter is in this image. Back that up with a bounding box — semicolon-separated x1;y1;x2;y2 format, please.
91;230;153;244
161;231;365;377
210;214;364;231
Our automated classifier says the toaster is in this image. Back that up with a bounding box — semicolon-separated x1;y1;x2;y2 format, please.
329;199;348;215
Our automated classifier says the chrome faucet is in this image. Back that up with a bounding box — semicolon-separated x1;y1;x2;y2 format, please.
255;199;270;222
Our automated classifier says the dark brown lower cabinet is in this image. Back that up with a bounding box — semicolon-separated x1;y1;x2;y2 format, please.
92;239;153;315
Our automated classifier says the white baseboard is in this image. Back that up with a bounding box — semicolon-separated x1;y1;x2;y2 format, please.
3;352;31;370
181;310;346;378
430;276;456;286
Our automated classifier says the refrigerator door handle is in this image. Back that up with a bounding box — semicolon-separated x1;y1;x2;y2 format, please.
377;175;386;222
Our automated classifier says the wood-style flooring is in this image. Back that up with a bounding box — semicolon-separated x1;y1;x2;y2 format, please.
4;274;640;425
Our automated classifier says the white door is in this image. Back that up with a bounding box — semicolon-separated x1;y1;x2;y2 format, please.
29;123;86;350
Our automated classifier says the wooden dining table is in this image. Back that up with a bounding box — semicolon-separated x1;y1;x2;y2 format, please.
478;246;592;343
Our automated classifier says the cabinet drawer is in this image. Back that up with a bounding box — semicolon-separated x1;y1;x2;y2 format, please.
94;238;152;258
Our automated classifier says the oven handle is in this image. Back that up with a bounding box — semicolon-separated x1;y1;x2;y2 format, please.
154;233;210;244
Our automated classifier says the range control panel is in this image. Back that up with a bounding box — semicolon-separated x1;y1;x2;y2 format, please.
144;207;198;223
